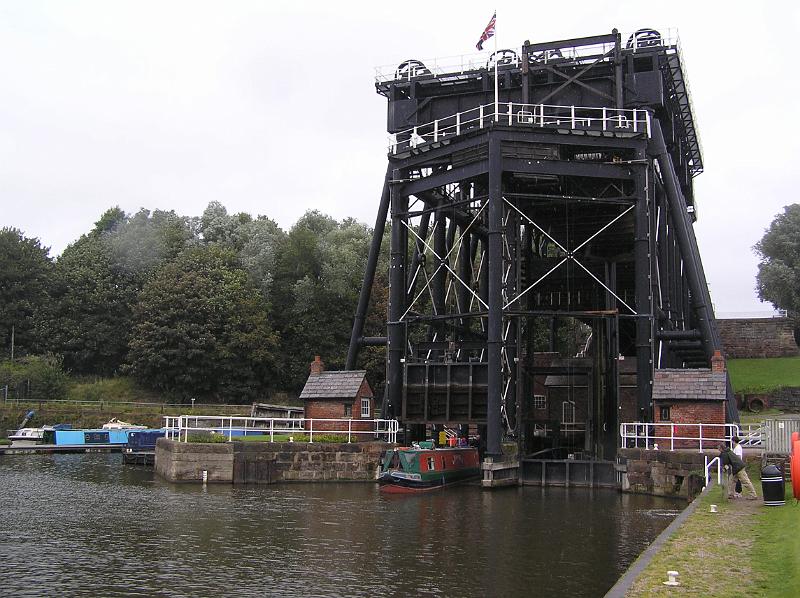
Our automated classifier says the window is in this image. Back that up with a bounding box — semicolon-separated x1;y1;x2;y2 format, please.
344;404;352;417
427;457;435;470
361;397;370;418
659;406;671;421
533;394;546;410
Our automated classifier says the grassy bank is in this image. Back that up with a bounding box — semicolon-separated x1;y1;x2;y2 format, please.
727;356;800;394
625;464;799;597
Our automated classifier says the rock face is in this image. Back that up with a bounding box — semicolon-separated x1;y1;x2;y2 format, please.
717;317;799;359
155;438;393;484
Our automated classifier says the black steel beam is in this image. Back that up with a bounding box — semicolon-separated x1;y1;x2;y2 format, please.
400;161;488;196
487;134;503;457
346;165;391;370
503;157;635;180
387;169;408;419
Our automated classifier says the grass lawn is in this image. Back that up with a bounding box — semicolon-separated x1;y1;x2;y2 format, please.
727;356;800;394
626;464;800;597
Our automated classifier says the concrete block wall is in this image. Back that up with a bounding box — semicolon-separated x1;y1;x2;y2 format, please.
717;317;799;358
155;438;393;484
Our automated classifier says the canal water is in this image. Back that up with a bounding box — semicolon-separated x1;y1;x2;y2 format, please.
0;454;681;597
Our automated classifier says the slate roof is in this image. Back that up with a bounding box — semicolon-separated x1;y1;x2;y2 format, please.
299;370;372;400
651;368;727;401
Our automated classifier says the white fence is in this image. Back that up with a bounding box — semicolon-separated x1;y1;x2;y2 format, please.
620;422;763;452
390;102;650;154
164;415;399;444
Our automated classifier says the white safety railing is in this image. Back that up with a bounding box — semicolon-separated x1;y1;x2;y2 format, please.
163;415;399;444
737;423;764;448
390;102;650;153
620;422;750;452
704;455;722;486
375;29;681;83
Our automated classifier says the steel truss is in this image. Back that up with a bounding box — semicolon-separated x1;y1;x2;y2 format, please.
348;29;732;459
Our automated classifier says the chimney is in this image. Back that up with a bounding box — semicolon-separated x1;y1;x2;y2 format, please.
310;355;325;376
711;350;725;373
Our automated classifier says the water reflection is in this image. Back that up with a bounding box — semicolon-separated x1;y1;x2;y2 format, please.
0;454;680;597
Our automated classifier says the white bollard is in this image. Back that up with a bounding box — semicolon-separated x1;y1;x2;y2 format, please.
663;571;680;586
202;470;208;484
710;504;718;513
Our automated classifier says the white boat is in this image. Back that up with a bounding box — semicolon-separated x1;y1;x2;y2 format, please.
8;427;45;443
101;418;148;431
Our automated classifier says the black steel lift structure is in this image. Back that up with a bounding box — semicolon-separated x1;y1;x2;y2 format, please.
347;29;735;459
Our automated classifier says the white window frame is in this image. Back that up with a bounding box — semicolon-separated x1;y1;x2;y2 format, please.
361;397;370;418
533;394;547;410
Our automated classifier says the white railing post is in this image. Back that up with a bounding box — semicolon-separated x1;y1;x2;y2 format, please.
456;112;461;136
602;107;607;131
645;110;652;137
633;110;638;133
433;119;438;142
699;423;703;452
309;419;313;443
508;102;513;126
571;105;576;129
644;423;649;450
348;419;352;443
479;105;484;128
671;424;674;451
270;418;274;442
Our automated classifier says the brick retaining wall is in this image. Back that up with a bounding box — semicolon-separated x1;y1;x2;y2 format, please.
155;438;392;483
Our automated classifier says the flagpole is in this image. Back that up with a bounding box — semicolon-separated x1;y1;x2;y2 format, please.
493;9;498;122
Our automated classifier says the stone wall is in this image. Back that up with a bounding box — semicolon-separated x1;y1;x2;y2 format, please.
717;317;799;358
740;387;800;413
155;438;392;483
618;448;711;499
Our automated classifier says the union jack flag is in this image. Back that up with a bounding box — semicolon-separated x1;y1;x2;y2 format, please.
476;12;496;51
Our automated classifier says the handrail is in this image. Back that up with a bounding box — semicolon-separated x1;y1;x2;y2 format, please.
163;415;399;444
620;422;748;452
704;455;722;486
374;29;681;83
389;102;650;154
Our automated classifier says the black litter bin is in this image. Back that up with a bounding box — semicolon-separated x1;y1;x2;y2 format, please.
761;464;785;506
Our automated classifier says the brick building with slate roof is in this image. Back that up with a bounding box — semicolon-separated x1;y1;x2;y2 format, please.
651;350;728;448
300;356;375;436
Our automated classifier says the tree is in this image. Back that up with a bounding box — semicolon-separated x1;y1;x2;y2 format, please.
271;212;374;392
197;202;285;301
754;204;800;317
45;207;196;376
127;245;278;401
0;228;53;358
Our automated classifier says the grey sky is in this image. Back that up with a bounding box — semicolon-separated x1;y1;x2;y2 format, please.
1;1;798;314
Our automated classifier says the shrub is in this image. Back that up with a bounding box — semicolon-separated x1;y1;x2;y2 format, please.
0;355;68;401
186;432;228;443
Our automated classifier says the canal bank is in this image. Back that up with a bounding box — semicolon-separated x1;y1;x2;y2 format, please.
607;463;799;597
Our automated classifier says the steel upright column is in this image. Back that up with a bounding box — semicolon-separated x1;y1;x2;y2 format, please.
387;169;408;419
633;151;652;419
487;135;503;456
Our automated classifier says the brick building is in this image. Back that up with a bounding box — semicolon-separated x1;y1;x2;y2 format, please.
651;351;728;448
299;357;375;436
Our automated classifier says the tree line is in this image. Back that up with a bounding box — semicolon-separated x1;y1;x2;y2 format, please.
0;203;388;402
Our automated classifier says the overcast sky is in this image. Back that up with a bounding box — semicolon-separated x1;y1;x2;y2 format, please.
1;1;798;314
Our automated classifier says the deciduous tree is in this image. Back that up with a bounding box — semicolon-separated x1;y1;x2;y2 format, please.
755;204;800;317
